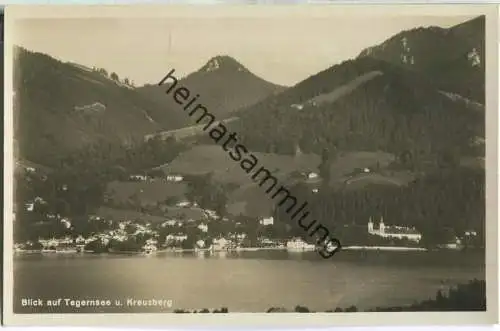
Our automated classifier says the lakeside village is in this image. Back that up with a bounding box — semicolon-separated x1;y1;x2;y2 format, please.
14;166;480;255
14;198;477;255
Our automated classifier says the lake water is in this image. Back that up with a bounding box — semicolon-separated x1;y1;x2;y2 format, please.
13;250;485;313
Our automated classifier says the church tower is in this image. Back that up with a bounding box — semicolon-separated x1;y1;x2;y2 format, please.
379;216;385;234
368;216;374;233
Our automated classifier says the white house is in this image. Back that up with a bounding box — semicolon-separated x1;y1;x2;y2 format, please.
368;217;422;242
166;175;184;182
286;238;316;251
112;234;128;242
307;172;319;180
212;237;229;251
146;238;158;246
237;233;247;240
39;236;74;248
39;238;59;248
34;196;47;204
259;216;274;226
75;235;86;245
465;230;478;237
204;209;218;218
196;239;206;249
165;233;188;243
60;218;71;229
228;232;246;240
161;220;178;227
129;174;148;181
176;201;190;208
118;221;132;230
197;223;209;233
25;166;36;173
291;104;304;110
25;202;34;212
142;242;158;252
259;237;282;247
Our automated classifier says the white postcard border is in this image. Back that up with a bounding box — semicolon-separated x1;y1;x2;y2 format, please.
3;4;499;327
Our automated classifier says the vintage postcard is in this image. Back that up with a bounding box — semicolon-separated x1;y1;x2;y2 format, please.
3;4;499;327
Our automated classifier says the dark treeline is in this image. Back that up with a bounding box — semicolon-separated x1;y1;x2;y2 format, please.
14;136;185;242
184;172;229;217
229;58;483;160
367;279;486;312
13;47;184;165
273;167;485;247
23;135;184;174
171;279;485;313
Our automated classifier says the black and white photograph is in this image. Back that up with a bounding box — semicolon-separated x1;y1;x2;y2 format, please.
3;4;498;327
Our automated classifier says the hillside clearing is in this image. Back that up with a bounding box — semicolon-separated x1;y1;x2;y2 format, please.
159;144;321;184
307;70;383;106
145;117;239;141
96;206;207;223
106;181;187;205
102;146;407;218
341;171;416;189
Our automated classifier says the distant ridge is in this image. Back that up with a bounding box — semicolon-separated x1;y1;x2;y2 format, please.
357;16;485;103
229;17;484;161
13;46;175;163
137;55;286;130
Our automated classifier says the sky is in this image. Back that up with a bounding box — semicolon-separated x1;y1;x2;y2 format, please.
12;13;474;87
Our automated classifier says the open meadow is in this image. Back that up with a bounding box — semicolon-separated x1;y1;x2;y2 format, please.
103;144;414;218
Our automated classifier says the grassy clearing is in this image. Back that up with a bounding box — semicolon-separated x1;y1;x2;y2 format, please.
227;186;275;217
160;144;321;184
102;146;404;219
145;117;239;141
329;151;395;180
341;171;416;189
106;180;187;205
96;206;207;223
96;206;166;223
163;146;395;182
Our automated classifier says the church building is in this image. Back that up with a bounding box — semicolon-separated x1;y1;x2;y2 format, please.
368;216;422;243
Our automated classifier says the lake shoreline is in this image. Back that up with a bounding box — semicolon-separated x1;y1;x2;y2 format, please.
15;245;462;256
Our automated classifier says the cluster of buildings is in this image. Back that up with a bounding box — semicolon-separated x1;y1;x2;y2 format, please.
15;208;321;253
15;198;284;253
17;165;480;254
367;216;479;249
367;216;422;242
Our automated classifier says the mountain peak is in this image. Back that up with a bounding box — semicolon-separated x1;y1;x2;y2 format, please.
200;55;248;73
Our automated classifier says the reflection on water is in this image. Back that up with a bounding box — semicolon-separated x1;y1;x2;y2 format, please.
13;250;485;314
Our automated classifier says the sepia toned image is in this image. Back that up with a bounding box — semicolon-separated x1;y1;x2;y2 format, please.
3;4;499;327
